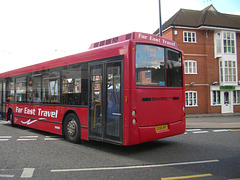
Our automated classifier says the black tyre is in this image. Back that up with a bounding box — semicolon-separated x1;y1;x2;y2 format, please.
63;113;81;144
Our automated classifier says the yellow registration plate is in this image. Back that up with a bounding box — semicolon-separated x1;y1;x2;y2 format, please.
155;125;168;132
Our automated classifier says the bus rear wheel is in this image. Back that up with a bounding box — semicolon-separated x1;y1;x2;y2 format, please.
63;113;81;144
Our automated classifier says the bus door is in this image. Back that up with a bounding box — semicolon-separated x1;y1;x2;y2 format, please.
0;82;6;119
89;60;123;143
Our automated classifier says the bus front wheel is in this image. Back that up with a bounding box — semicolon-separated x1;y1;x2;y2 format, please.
63;113;81;144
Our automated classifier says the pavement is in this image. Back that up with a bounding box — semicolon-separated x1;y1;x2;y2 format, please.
186;113;240;129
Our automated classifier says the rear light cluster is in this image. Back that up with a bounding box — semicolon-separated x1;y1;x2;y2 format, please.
132;110;137;125
183;106;186;117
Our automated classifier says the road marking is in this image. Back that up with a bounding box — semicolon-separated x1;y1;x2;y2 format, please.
19;136;38;138
51;159;219;172
17;136;38;141
185;129;234;134
161;173;212;180
0;136;11;141
45;136;62;138
186;129;201;132
44;136;61;140
224;123;240;125
192;131;209;134
0;174;14;178
17;139;37;141
213;129;229;132
44;138;60;141
20;168;35;178
0;136;12;138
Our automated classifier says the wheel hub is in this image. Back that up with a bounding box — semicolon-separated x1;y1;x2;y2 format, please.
67;119;77;137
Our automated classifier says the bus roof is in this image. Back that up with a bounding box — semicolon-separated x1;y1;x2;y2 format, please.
0;32;179;79
89;32;178;49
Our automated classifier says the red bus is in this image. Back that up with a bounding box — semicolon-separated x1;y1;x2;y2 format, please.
0;32;185;145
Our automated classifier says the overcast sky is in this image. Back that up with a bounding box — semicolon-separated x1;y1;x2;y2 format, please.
0;0;239;73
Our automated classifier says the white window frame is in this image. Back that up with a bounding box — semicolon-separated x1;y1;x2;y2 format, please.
233;90;240;104
223;32;236;54
184;60;197;74
211;90;221;106
215;32;222;54
214;31;236;57
219;60;237;84
185;91;198;107
183;31;196;43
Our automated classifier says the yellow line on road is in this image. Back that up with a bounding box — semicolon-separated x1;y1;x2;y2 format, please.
228;129;240;131
224;123;240;125
161;173;212;180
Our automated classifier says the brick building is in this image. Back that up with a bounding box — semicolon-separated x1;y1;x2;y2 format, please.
154;5;240;114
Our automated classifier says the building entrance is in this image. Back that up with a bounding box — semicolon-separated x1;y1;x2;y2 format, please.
221;91;233;113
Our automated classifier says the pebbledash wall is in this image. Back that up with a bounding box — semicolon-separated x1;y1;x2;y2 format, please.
156;5;240;114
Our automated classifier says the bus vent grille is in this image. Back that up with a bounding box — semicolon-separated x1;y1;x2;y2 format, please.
100;41;105;46
94;42;99;48
112;37;118;43
106;39;112;45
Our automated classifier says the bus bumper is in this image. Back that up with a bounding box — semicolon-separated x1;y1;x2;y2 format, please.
138;120;185;143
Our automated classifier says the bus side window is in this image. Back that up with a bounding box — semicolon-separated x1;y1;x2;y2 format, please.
32;74;42;104
61;63;88;106
16;77;27;103
6;78;15;103
81;66;88;105
27;76;33;103
61;65;82;105
43;71;60;104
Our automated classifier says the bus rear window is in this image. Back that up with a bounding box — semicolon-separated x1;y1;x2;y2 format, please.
166;49;183;87
135;44;183;87
135;44;165;86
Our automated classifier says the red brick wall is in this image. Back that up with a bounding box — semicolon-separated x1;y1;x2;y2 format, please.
185;86;209;114
175;29;212;114
163;28;240;114
162;28;173;40
234;105;240;112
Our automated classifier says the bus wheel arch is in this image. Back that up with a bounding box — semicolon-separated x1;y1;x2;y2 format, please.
62;110;81;144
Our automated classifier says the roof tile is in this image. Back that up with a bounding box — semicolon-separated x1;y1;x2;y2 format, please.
154;5;240;34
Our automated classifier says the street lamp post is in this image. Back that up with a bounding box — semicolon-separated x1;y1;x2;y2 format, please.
159;0;162;36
